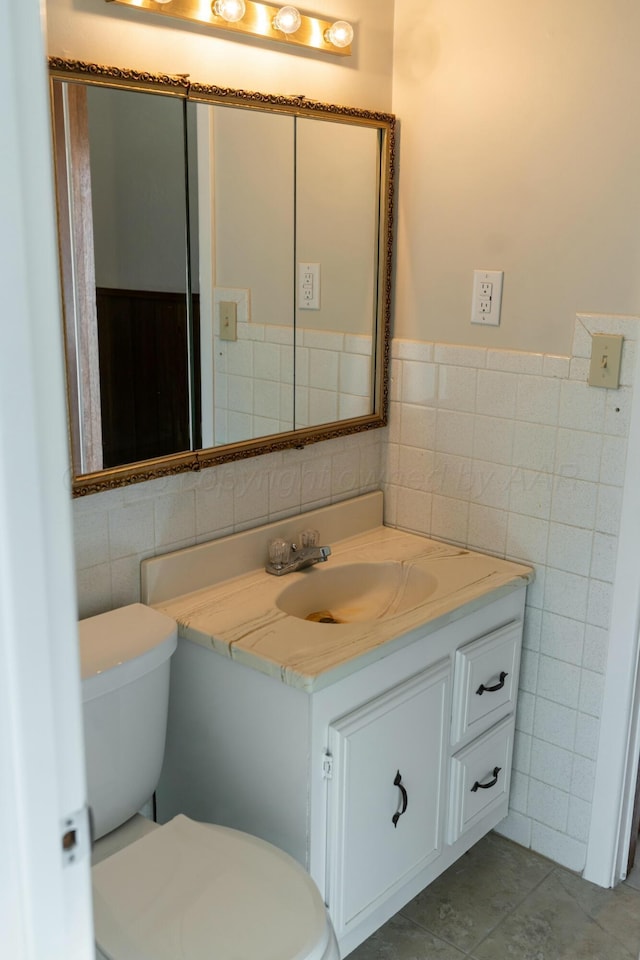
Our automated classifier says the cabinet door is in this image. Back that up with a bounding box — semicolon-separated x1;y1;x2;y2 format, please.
326;660;449;936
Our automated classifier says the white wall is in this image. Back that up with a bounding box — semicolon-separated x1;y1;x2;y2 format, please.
296;118;378;335
393;0;640;355
88;86;187;292
213;107;294;325
213;111;379;337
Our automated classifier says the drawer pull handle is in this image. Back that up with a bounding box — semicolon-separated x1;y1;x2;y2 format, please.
471;766;502;793
476;671;508;696
392;770;408;827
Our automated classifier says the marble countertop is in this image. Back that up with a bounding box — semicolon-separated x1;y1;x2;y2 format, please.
155;526;534;692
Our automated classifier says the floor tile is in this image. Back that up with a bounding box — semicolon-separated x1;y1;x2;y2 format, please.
552;866;640;956
472;871;638;960
348;834;640;960
399;832;554;953
625;860;640;892
348;913;467;960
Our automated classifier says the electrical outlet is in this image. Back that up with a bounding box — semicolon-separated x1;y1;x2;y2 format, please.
471;270;503;326
298;262;320;310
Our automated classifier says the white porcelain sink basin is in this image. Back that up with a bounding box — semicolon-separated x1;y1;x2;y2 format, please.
275;562;438;623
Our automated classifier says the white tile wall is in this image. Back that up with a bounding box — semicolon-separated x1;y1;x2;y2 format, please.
383;313;639;872
72;310;637;876
214;320;373;442
73;431;382;619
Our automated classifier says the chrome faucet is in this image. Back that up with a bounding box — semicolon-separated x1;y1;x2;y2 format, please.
266;532;331;576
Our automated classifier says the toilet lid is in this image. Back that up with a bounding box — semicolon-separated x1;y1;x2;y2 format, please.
92;815;332;960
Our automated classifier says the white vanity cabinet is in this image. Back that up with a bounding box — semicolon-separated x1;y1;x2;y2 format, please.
157;586;526;957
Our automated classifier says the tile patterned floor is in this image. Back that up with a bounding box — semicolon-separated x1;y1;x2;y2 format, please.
349;833;640;959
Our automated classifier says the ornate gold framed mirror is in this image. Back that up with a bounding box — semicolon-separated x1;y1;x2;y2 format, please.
48;58;395;496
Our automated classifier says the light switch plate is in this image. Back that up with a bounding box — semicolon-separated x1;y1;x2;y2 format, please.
588;333;623;389
219;301;238;341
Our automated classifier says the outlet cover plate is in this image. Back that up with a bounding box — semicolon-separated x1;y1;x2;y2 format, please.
471;270;503;326
298;262;320;310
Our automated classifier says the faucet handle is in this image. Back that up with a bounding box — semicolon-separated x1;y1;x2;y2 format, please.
299;528;320;548
268;538;291;567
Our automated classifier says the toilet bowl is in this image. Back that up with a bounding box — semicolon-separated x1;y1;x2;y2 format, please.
79;604;339;960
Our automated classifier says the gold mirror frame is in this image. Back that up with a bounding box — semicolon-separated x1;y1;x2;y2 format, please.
48;58;395;497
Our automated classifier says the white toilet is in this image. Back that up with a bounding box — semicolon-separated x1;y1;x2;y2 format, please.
79;603;340;960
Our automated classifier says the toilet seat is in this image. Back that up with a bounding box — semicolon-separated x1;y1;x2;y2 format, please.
92;815;339;960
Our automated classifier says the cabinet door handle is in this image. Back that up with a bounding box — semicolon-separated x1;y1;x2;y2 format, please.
392;770;408;827
471;766;502;793
476;671;508;696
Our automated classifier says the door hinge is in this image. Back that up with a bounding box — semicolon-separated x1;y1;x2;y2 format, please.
322;751;333;780
61;805;91;867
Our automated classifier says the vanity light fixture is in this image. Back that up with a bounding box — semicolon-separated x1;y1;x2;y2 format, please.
105;0;353;56
272;4;301;34
324;19;353;49
213;0;246;21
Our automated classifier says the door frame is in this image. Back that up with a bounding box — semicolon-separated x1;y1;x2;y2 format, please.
0;1;94;956
584;325;640;886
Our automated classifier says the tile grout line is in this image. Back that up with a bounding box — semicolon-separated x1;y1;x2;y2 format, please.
397;855;557;957
460;861;558;957
394;911;469;958
553;868;640;958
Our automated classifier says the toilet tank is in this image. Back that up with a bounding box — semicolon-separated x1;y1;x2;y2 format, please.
79;603;177;841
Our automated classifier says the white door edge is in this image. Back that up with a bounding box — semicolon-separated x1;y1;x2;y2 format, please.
0;1;94;956
584;324;640;887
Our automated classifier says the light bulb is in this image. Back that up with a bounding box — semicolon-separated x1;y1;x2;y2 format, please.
154;0;174;4
273;5;301;34
324;20;353;48
212;0;246;22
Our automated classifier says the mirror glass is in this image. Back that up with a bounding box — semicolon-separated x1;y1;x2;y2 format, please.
89;85;195;468
49;61;394;495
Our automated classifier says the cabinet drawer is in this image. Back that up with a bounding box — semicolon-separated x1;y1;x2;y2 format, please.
447;715;514;844
451;619;521;748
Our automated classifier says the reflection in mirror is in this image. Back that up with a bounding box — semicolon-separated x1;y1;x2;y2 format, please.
295;118;379;427
88;86;198;467
53;81;197;472
49;60;395;495
195;104;296;445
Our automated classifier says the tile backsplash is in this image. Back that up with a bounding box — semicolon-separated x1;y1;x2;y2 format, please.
382;313;638;872
73;430;382;619
72;311;637;875
213;316;373;443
